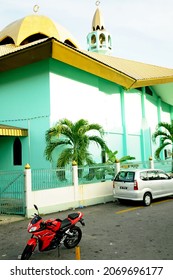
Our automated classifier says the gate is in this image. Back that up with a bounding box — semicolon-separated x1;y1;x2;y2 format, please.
0;170;25;215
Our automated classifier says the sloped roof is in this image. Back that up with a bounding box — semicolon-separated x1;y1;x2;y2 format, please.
0;37;173;104
81;50;173;88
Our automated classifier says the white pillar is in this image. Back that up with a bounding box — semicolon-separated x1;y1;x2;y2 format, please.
149;157;154;169
115;161;120;176
24;163;32;218
72;162;78;201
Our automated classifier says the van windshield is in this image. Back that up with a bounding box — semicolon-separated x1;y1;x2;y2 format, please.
115;171;135;182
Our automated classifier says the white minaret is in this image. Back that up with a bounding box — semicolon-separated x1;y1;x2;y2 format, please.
87;1;112;55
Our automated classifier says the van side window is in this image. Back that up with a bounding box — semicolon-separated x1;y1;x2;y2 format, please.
158;171;169;180
147;171;158;180
140;172;148;180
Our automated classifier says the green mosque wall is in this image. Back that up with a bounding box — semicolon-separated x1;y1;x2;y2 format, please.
0;60;51;169
49;59;172;163
0;58;172;170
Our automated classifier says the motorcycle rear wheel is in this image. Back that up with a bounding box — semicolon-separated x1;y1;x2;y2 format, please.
64;226;82;249
21;244;34;260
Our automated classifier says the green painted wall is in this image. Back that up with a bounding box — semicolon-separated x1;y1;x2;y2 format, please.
49;59;172;163
0;57;172;170
0;60;51;169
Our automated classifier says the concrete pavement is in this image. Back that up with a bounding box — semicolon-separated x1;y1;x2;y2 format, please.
0;214;24;224
1;200;173;260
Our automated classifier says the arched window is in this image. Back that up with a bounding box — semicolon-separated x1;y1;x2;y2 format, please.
13;137;22;165
99;33;106;44
91;34;96;44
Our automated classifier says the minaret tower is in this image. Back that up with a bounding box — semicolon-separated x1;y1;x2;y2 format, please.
87;1;112;55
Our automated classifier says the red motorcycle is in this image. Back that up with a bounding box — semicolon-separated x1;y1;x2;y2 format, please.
21;205;85;260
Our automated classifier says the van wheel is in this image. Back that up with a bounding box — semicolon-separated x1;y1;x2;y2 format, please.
143;193;152;206
117;198;123;204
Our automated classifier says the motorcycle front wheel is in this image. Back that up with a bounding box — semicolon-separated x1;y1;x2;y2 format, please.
21;244;34;260
64;226;82;249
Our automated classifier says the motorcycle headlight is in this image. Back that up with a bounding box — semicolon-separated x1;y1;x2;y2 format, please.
29;226;37;232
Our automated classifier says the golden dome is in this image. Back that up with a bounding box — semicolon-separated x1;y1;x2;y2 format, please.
0;14;79;48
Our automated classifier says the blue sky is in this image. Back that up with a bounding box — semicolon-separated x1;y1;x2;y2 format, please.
0;0;173;68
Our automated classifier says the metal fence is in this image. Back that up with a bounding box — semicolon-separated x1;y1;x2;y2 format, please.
120;160;173;173
120;161;149;170
31;166;73;191
0;170;25;215
1;159;172;215
31;164;115;190
30;160;173;191
78;164;115;184
154;160;173;173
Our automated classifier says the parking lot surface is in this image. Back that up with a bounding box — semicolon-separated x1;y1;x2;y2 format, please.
1;198;173;260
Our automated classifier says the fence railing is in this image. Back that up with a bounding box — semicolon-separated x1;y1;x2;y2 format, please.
119;159;173;174
0;170;25;215
32;167;73;191
30;159;173;191
1;159;172;216
120;161;149;170
78;164;115;184
154;160;173;173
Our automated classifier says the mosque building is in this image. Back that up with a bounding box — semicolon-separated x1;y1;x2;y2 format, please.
0;3;173;170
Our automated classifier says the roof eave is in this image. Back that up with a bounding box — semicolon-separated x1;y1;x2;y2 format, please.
1;38;173;93
130;77;173;89
52;39;135;88
0;39;52;73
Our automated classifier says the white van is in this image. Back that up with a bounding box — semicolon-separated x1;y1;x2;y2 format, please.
113;169;173;206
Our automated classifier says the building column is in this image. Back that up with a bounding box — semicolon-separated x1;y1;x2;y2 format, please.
140;88;153;161
170;107;173;122
157;97;162;123
141;88;147;162
120;87;128;155
157;97;164;160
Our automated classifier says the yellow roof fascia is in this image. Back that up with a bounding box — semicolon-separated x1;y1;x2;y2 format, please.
1;38;173;90
130;76;173;89
52;40;135;88
0;125;28;136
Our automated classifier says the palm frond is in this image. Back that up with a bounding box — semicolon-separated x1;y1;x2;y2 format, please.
152;121;173;159
119;156;135;162
57;148;73;167
154;142;170;159
45;118;107;167
88;135;107;150
44;142;58;161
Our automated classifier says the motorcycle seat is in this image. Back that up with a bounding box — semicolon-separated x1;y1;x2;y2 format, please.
68;213;79;220
60;218;71;229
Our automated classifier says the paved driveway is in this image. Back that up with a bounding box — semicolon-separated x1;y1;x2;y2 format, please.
1;198;173;260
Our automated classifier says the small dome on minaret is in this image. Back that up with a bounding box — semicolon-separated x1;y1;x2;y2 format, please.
87;3;112;55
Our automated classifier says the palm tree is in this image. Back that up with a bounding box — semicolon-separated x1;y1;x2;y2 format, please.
44;118;107;168
152;121;173;161
106;149;135;163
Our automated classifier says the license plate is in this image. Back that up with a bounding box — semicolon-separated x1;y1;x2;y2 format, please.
120;186;128;189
